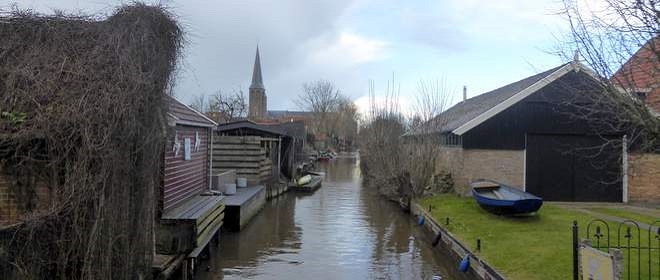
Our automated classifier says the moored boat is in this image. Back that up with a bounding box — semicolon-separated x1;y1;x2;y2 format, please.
290;175;323;193
470;179;543;215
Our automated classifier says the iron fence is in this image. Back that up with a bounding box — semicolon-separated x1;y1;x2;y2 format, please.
572;219;660;280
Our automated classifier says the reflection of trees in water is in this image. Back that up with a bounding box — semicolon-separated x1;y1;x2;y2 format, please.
357;162;469;280
202;194;301;276
318;157;359;183
359;180;416;277
200;158;468;280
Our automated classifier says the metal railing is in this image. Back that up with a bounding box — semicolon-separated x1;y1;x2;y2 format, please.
573;219;660;280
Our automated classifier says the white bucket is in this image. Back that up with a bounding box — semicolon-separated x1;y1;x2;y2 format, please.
224;183;236;195
236;178;247;188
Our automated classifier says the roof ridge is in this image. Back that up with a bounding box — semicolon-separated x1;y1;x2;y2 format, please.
406;62;577;136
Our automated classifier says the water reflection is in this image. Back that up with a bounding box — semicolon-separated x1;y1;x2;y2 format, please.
197;155;468;280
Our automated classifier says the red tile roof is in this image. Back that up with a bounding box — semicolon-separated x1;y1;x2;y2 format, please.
611;36;659;113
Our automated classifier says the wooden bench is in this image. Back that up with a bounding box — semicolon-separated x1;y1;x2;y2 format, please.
157;194;225;258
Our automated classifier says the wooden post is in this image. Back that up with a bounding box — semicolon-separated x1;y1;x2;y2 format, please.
622;135;628;203
572;220;579;280
609;248;623;280
277;137;281;179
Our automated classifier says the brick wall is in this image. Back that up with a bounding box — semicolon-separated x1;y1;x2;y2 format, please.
0;173;18;224
435;147;524;195
627;153;660;202
0;172;52;226
435;146;465;191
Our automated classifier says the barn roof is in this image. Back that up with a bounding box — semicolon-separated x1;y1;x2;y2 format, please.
406;62;600;136
168;97;217;127
268;121;306;140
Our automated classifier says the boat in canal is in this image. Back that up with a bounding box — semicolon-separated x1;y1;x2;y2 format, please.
289;174;323;192
470;179;543;215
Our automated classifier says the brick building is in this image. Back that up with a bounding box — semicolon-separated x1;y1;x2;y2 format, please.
610;36;660;202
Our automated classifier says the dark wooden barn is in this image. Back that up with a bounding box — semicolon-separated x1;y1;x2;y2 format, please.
409;62;627;202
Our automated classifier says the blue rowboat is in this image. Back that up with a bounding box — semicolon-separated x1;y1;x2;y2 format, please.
470;179;543;215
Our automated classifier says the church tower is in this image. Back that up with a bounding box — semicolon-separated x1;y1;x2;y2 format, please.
248;47;267;120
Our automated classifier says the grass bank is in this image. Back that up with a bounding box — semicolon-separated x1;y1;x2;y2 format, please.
586;207;659;226
419;194;657;280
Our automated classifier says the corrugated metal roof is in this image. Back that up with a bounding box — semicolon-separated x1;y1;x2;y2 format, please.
216;120;288;137
406;63;569;136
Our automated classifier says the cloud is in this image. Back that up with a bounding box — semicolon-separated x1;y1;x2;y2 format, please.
2;0;585;112
307;31;388;66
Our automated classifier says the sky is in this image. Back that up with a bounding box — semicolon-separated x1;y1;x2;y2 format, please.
2;0;585;114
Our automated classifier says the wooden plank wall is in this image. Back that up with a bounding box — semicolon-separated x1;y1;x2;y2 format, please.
163;125;210;210
212;136;271;184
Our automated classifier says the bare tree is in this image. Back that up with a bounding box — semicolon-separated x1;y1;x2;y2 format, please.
359;75;455;209
296;80;342;138
332;96;360;149
189;94;209;113
359;78;406;205
411;78;454;134
209;89;247;123
404;78;454;197
558;0;659;152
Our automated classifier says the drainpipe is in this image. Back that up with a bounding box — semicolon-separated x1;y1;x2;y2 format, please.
208;127;214;192
622;135;628;203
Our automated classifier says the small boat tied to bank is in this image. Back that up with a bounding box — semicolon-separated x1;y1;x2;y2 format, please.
289;174;323;193
470;179;543;215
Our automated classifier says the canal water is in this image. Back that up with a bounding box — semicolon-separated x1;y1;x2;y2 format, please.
197;155;469;280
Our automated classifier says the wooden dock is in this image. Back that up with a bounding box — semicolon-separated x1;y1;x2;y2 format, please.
288;176;323;193
152;254;187;280
265;182;288;200
222;185;266;231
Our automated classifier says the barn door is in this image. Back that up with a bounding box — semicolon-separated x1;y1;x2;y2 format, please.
525;134;622;202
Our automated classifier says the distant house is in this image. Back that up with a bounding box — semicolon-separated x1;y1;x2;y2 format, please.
408;62;631;202
611;36;659;116
267;110;314;127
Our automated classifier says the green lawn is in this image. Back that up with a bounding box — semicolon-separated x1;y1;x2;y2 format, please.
419;195;658;280
585;207;659;226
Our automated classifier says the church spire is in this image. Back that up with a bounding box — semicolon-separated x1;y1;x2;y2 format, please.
250;46;264;89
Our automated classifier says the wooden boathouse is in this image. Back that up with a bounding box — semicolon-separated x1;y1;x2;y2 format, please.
153;97;224;279
211;120;303;231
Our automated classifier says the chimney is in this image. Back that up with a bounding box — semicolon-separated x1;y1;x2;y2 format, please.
463;86;467;102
